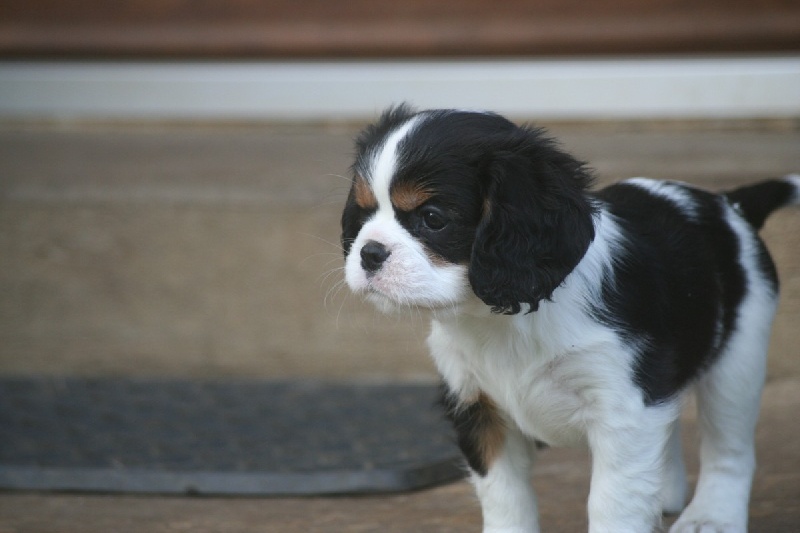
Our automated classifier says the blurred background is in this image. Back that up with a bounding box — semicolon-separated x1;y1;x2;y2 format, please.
1;0;799;382
2;3;800;531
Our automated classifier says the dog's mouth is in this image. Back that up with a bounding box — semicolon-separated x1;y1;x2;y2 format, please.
356;273;471;316
363;289;403;313
360;274;415;308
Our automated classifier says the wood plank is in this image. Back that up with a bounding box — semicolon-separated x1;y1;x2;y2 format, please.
1;0;800;58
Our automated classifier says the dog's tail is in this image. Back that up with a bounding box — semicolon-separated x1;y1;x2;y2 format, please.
724;174;800;230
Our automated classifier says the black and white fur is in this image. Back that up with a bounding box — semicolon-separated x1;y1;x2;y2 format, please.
340;105;800;533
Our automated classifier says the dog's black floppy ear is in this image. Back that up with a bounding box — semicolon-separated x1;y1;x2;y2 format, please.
469;130;596;314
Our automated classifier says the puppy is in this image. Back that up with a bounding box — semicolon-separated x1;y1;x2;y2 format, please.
340;105;799;533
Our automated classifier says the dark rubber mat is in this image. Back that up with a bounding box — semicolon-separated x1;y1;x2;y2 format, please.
0;378;464;496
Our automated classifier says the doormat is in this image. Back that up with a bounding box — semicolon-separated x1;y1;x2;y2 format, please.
0;377;464;496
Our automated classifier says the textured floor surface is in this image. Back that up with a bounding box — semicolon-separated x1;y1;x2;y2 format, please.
1;378;798;532
0;378;461;496
1;120;798;532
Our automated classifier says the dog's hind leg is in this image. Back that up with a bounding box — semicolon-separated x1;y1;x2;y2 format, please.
670;294;776;533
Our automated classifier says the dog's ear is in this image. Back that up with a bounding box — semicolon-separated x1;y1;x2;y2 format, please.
469;132;596;314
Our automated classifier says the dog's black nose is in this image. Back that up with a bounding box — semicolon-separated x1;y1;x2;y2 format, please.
360;240;391;273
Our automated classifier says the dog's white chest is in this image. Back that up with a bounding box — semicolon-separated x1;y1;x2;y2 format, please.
428;314;625;448
482;355;590;447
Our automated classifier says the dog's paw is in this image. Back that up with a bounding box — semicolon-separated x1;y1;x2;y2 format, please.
669;518;745;533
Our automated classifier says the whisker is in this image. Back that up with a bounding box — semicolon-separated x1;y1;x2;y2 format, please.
319;255;346;270
324;273;353;314
335;284;356;330
319;266;345;286
299;251;344;269
324;278;348;310
297;232;345;252
325;173;354;183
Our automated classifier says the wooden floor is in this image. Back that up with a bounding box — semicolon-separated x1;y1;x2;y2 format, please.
0;120;798;532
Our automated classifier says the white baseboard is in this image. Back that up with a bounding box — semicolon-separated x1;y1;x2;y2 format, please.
1;57;798;122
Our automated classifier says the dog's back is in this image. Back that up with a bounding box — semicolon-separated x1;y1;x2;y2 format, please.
592;176;799;405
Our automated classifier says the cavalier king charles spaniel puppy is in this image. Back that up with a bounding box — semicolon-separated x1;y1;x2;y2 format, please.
340;105;799;533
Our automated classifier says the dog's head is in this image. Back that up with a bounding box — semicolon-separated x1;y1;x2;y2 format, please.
341;105;596;314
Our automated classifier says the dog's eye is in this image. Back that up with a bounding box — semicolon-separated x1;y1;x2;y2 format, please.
420;207;448;231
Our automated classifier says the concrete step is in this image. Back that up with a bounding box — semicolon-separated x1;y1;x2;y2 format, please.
1;123;799;380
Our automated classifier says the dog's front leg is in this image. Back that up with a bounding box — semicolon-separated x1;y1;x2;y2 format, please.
472;429;540;533
586;416;674;533
441;386;540;533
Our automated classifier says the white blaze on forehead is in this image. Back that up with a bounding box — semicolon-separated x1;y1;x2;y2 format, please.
344;112;470;311
368;115;423;212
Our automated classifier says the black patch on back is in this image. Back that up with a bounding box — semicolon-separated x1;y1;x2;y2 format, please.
593;182;749;405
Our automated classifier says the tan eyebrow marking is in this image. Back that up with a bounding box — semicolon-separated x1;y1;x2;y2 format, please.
391;181;434;212
353;175;377;210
